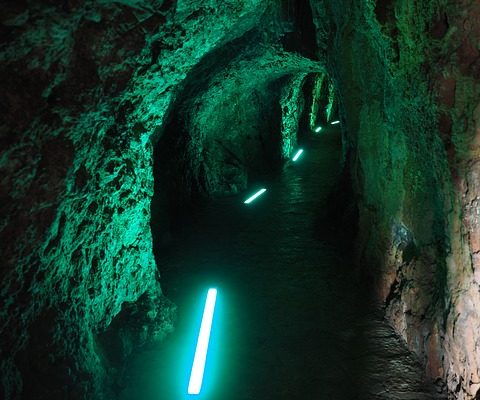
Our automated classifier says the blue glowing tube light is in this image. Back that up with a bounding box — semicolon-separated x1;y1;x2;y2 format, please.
292;149;304;162
244;188;267;204
188;288;218;395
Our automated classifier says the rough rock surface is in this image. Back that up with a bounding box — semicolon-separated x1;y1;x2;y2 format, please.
0;1;322;398
312;1;480;399
0;1;283;398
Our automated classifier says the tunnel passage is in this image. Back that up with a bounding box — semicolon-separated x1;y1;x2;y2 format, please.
142;22;439;398
116;10;442;395
149;26;325;255
126;123;442;399
2;1;479;399
150;66;329;268
151;77;284;252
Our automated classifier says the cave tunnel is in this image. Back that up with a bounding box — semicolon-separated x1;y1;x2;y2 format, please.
1;1;480;399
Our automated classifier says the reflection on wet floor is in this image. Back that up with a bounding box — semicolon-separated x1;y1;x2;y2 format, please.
121;129;443;400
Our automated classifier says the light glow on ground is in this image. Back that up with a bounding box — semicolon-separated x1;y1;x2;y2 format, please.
331;120;340;125
292;149;304;162
188;288;218;395
244;188;267;204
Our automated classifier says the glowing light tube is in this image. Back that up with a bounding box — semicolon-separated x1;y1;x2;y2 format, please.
292;149;304;162
314;126;322;132
331;120;340;125
188;288;218;395
244;188;267;204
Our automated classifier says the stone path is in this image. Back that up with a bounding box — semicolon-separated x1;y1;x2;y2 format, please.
120;129;444;400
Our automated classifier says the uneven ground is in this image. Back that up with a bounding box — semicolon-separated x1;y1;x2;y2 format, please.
121;129;443;400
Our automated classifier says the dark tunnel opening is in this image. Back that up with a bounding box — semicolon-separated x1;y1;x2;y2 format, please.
150;72;341;266
150;80;287;254
150;28;301;257
150;67;342;262
281;0;319;60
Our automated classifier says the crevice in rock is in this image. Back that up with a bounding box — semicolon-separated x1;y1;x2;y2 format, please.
280;0;318;59
374;0;395;26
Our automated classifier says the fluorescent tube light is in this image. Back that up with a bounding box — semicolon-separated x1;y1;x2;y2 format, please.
292;149;304;162
188;288;218;395
244;188;267;204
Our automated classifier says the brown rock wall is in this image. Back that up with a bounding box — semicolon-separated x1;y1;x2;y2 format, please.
311;0;480;398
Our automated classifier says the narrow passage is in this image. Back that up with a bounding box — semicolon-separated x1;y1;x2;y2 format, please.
122;128;442;400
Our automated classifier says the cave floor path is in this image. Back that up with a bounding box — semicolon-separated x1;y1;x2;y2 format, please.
122;130;443;400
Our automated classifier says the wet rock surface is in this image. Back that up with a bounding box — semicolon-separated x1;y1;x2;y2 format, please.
124;130;443;400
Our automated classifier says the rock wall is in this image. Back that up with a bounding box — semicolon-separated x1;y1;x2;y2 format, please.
0;1;278;398
281;73;308;158
310;0;480;398
0;1;323;398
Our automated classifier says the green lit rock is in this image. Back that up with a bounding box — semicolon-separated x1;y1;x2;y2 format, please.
280;73;308;158
0;1;277;398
